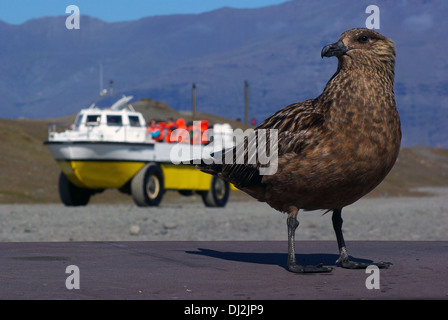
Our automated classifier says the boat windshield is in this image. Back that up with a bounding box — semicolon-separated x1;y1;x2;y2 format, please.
74;114;83;129
86;115;101;126
128;116;141;127
107;115;122;126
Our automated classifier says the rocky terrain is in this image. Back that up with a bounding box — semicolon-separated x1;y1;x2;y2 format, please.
1;190;447;242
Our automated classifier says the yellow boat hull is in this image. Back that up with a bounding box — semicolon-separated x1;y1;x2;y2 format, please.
161;164;214;191
48;141;236;191
57;161;225;191
58;160;146;189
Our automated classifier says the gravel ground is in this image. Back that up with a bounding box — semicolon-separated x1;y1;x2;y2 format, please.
1;189;447;242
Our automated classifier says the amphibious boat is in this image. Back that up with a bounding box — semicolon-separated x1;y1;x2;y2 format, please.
44;95;233;207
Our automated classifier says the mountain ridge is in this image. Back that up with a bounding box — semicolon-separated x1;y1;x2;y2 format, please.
0;0;447;147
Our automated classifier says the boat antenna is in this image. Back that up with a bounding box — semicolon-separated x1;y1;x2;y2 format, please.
99;61;103;95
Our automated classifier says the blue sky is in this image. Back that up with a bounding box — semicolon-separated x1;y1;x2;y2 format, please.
0;0;288;24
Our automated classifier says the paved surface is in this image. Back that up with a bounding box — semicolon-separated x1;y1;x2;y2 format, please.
0;241;447;300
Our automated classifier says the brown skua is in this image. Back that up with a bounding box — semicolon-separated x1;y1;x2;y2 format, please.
198;28;401;273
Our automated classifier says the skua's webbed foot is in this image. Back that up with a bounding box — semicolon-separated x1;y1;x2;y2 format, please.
336;248;392;269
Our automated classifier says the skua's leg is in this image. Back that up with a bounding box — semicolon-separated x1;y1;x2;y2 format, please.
332;209;391;269
286;207;333;273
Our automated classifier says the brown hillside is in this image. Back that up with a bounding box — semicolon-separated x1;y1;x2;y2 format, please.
0;101;447;204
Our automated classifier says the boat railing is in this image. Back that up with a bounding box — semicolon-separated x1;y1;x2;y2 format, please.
47;121;74;133
47;120;151;143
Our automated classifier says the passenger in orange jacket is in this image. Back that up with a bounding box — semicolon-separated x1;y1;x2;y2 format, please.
170;118;189;143
147;120;160;139
147;120;166;142
176;118;186;129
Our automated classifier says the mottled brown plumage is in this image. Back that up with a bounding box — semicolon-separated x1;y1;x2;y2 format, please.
198;28;401;273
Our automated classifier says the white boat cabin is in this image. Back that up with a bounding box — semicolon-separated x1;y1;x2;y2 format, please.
48;95;150;143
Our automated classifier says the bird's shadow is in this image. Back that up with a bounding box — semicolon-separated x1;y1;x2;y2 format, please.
185;248;375;271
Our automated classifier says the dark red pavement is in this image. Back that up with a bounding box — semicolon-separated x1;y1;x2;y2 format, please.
0;241;447;300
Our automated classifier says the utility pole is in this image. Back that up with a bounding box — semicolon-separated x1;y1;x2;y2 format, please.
99;62;103;95
244;80;249;125
109;80;114;96
192;83;196;121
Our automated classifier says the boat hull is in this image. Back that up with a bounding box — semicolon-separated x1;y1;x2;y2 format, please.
57;160;146;189
45;141;216;190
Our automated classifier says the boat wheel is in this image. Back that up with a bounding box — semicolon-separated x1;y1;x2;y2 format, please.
201;176;230;207
58;172;91;206
131;163;165;206
146;173;161;201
